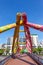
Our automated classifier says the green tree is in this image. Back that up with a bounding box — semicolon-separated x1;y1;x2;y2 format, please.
32;48;38;54
6;47;10;55
37;46;42;54
0;49;4;55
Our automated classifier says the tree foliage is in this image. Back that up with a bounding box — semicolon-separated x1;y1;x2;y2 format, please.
32;46;42;54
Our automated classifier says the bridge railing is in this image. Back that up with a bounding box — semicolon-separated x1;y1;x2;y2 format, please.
0;55;11;65
26;52;43;65
32;53;43;63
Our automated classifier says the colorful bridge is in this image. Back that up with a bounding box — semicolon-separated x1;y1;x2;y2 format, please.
0;13;43;65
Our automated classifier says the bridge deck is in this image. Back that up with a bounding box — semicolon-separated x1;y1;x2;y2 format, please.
4;54;38;65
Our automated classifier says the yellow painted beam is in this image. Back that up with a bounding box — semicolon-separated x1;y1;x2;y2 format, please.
0;20;23;33
19;30;24;32
12;13;21;54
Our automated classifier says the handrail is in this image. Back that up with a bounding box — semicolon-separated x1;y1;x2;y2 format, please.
0;55;11;65
31;53;43;63
26;52;43;65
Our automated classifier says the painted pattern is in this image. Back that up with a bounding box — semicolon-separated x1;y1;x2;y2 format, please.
22;13;32;53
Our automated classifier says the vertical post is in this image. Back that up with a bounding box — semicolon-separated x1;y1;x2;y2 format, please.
22;13;32;53
16;33;20;53
12;13;21;56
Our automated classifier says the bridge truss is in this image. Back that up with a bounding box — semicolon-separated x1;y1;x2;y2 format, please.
0;13;43;56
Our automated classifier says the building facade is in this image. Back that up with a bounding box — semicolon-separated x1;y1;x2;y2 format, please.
40;40;43;48
7;34;38;49
31;34;38;48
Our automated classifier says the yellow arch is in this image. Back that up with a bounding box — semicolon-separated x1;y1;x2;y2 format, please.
0;20;23;33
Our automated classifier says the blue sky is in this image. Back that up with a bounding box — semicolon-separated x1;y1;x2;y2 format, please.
0;0;43;44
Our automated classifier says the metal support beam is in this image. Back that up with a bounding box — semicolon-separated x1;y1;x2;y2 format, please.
12;13;21;55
